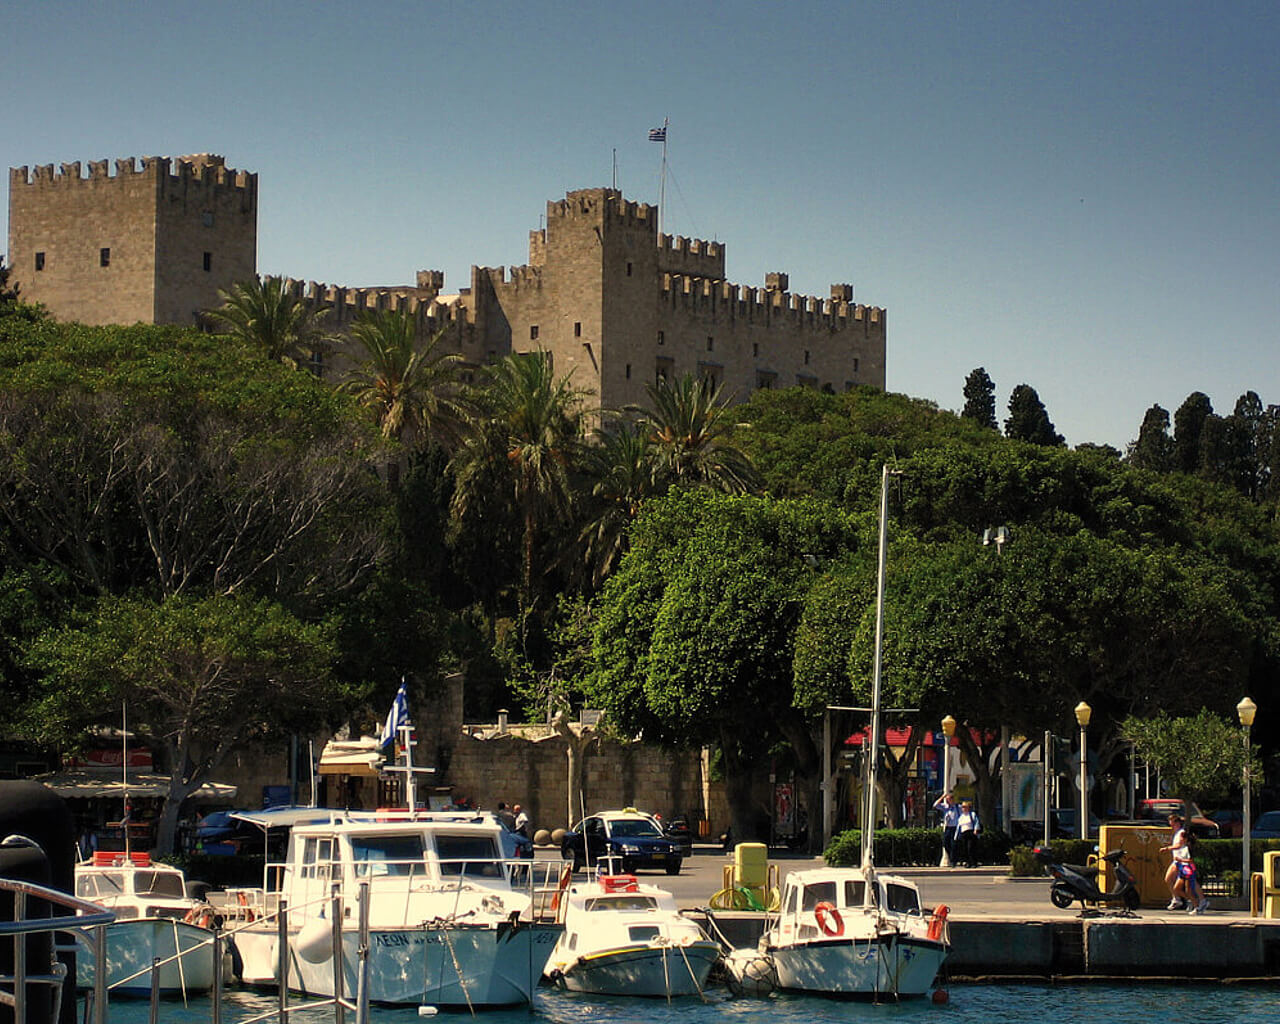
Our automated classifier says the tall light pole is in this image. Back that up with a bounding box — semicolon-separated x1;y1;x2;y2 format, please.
941;715;957;795
1238;696;1257;896
1074;701;1092;842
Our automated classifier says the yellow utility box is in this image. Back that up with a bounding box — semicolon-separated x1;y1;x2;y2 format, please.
1099;823;1171;909
1262;850;1280;918
734;842;769;889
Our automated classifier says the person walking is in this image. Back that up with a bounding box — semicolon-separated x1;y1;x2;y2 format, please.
1161;813;1209;913
956;800;981;868
933;792;960;867
513;804;530;838
495;801;517;831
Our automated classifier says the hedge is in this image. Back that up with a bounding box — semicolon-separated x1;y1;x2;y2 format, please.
157;853;267;889
824;827;1012;868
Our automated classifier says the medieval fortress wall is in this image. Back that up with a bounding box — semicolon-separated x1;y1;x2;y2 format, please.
8;155;256;326
7;156;885;407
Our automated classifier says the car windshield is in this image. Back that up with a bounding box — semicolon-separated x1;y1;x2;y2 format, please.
1256;812;1280;829
608;819;662;838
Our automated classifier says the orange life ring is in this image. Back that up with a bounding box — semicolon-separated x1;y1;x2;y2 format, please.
550;865;573;911
183;906;214;929
236;891;257;923
814;901;843;937
927;903;949;941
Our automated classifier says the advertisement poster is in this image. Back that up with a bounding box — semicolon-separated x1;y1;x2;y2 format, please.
1008;763;1044;820
775;783;794;829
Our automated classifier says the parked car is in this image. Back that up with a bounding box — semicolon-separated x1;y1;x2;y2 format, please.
1134;799;1221;839
1207;808;1245;838
1047;808;1102;840
1250;811;1280;839
561;808;683;874
661;815;694;857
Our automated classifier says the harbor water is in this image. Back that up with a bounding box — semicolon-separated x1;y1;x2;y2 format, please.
95;983;1280;1024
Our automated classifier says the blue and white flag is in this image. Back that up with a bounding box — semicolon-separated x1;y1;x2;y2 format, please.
648;126;667;143
379;681;409;748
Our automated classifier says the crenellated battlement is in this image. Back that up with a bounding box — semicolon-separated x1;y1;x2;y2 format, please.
478;264;543;292
660;272;885;334
274;276;474;330
9;153;256;196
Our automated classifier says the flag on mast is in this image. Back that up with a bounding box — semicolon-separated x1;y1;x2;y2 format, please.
379;681;409;748
648;126;667;143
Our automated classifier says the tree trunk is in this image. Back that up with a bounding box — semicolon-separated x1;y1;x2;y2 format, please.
774;710;823;853
953;727;1001;831
719;735;759;844
878;725;924;828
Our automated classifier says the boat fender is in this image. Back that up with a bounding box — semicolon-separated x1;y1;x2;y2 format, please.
814;901;844;937
926;904;949;942
183;904;215;929
296;916;334;964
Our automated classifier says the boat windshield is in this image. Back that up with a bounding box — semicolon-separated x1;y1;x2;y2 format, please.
435;834;502;877
884;882;921;915
351;834;425;877
76;872;126;898
801;882;837;911
843;880;874;907
584;895;658;912
134;871;186;898
607;819;661;838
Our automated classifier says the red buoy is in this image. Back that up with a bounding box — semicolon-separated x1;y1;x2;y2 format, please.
932;988;950;1005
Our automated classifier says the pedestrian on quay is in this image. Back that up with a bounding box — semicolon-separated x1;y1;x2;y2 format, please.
514;804;530;837
933;791;960;867
496;801;517;831
1161;813;1209;913
956;800;981;868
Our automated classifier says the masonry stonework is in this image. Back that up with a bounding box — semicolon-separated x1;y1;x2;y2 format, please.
8;157;884;405
8;155;256;327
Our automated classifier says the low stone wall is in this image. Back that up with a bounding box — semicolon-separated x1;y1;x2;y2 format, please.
441;729;728;835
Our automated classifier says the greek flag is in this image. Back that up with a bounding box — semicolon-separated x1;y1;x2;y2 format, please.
648;126;667;143
379;681;409;748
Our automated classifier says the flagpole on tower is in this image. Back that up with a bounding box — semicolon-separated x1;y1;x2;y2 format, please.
650;118;669;235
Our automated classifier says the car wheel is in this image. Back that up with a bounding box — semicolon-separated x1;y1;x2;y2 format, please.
665;858;682;876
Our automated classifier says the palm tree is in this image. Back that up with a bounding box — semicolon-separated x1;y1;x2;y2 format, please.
451;352;587;636
644;373;760;492
578;422;661;589
342;310;466;451
205;276;330;369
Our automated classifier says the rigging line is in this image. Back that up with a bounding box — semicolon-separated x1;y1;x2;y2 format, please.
662;163;702;242
675;941;709;1003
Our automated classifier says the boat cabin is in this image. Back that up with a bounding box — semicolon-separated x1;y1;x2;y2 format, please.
775;868;924;942
75;851;191;920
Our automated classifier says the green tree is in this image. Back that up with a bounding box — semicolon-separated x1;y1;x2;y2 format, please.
1004;384;1065;447
1173;392;1213;474
961;367;998;430
24;592;340;854
1127;404;1174;472
578;423;660;590
1121;709;1262;807
0;255;18;306
343;312;466;486
204;276;331;369
451;353;587;642
588;490;857;842
645;374;759;492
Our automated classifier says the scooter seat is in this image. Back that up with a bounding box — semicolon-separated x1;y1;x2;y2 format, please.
1064;864;1101;880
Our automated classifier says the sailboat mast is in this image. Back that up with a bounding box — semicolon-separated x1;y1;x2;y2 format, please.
862;464;892;871
121;701;130;859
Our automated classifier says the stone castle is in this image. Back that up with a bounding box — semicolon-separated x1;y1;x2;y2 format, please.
7;154;886;405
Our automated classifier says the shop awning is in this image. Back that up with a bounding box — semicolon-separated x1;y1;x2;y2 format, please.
33;769;236;802
317;736;384;777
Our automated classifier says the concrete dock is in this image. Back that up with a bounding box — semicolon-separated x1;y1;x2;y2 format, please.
645;851;1280;981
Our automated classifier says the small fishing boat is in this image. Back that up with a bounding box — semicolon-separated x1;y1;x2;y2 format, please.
757;866;948;997
74;851;216;995
727;465;951;999
544;872;720;997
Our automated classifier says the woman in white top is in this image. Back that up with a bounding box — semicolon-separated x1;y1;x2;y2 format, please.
955;801;981;868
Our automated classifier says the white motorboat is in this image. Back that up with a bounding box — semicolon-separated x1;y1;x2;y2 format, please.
728;465;951;998
223;810;562;1008
757;866;948;997
74;851;216;995
544;871;720;997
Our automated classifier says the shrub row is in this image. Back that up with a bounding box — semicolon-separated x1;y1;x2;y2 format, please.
158;853;267;889
824;827;1013;868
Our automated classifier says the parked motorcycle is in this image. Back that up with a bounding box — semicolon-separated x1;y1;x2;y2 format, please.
1033;845;1141;916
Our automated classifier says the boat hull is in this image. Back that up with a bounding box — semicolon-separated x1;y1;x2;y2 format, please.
76;918;215;996
236;921;561;1007
555;940;720;996
768;933;946;998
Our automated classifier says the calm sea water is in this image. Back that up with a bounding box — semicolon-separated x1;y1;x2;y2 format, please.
94;983;1280;1024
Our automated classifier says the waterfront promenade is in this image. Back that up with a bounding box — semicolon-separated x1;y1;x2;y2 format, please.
535;844;1280;980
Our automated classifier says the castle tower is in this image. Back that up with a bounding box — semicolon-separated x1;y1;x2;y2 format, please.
7;154;257;326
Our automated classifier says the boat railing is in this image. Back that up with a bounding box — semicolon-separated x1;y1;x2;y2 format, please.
1;875;115;1024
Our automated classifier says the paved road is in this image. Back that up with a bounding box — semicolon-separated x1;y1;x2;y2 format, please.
534;844;1254;923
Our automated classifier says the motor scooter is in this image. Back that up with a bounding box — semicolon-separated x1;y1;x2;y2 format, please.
1033;845;1141;916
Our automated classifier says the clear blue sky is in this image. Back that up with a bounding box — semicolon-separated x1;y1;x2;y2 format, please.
5;1;1277;451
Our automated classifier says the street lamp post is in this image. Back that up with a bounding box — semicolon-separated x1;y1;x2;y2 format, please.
941;715;957;796
1074;701;1092;842
1238;696;1257;897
